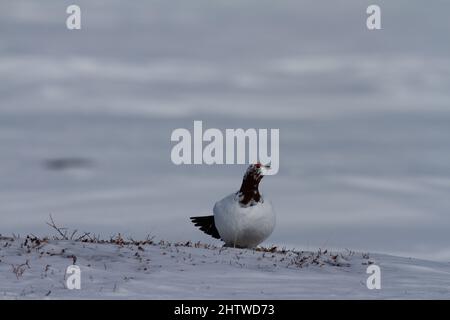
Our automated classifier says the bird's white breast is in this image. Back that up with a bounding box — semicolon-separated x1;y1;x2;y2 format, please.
213;193;276;248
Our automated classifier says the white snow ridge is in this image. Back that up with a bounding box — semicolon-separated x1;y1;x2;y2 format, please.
1;235;450;299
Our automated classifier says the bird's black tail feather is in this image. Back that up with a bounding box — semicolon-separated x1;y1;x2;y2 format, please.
190;215;221;240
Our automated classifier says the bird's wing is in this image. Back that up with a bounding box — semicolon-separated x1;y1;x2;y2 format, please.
190;215;222;240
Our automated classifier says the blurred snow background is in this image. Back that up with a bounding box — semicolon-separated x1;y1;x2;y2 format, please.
1;0;450;261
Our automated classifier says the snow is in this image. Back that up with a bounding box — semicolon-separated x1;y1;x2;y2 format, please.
1;236;449;299
0;2;449;300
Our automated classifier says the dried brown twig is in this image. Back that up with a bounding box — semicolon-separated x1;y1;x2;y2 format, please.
11;260;30;279
46;214;69;240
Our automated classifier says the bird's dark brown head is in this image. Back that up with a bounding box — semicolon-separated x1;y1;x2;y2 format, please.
238;163;271;206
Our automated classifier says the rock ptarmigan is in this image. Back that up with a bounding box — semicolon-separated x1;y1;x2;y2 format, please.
190;163;276;248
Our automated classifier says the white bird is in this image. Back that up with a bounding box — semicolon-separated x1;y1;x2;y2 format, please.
191;164;276;248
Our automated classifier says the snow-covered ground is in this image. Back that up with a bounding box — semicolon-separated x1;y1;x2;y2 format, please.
1;235;449;299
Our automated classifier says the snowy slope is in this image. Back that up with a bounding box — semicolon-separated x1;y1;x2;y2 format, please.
1;236;449;299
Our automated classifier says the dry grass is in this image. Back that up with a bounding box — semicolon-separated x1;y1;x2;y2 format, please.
0;215;354;274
